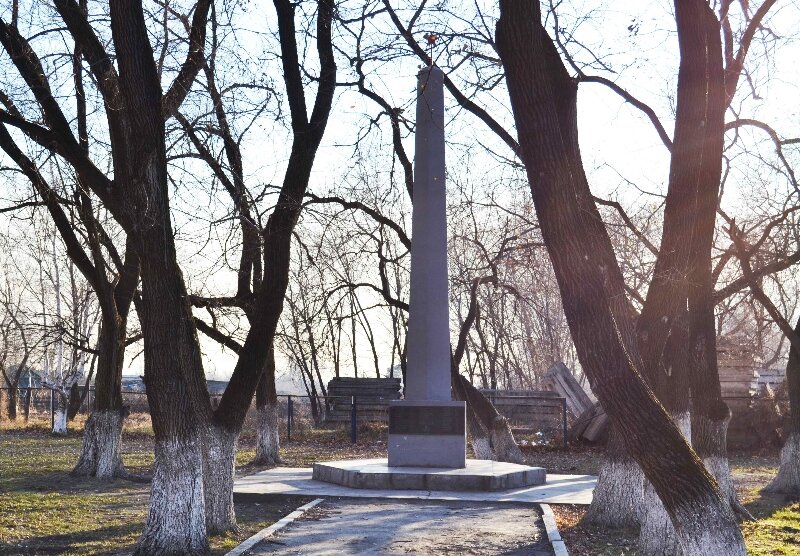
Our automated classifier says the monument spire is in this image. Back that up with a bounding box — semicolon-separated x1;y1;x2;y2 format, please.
387;65;467;468
404;65;451;402
312;66;545;488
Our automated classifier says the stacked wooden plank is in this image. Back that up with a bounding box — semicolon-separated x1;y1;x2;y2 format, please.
718;347;760;447
479;389;564;436
568;403;609;444
537;350;764;447
541;362;608;443
757;367;786;390
541;362;594;418
324;377;402;423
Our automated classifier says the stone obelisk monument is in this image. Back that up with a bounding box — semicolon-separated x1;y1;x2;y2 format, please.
387;65;467;468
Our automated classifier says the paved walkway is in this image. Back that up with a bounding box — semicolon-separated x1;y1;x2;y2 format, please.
234;467;596;505
244;499;553;555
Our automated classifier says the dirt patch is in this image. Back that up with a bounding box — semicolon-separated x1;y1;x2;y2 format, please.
550;450;789;555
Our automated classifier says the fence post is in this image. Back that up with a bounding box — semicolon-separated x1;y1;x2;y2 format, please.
350;395;357;444
562;397;568;448
287;395;293;441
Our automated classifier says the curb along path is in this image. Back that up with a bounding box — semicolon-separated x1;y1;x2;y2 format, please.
225;498;324;556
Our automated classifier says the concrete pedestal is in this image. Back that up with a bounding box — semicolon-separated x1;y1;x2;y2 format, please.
312;458;547;492
388;400;466;468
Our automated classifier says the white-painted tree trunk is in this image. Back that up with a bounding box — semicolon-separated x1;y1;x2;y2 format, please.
253;402;281;465
584;457;644;527
203;426;238;535
693;412;740;512
134;437;208;555
490;416;525;464
72;410;125;479
765;432;800;496
52;392;68;435
638;412;691;556
672;499;747;556
704;455;735;503
471;436;494;460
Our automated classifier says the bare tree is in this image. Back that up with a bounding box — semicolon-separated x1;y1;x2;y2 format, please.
495;0;745;552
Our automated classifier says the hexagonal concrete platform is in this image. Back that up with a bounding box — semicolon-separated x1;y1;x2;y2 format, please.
312;458;546;492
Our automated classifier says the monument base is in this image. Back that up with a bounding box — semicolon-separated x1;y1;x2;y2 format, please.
312;458;547;492
387;400;466;468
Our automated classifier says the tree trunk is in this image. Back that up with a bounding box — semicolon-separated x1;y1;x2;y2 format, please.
108;1;214;550
694;411;735;502
254;401;281;465
686;3;743;515
6;382;17;420
489;414;524;463
52;390;68;435
132;222;211;553
470;434;494;460
67;381;82;421
765;315;800;496
72;408;127;479
73;279;135;479
637;314;693;553
495;2;745;553
203;424;238;535
584;428;644;528
134;437;208;556
23;387;31;421
638;412;691;555
452;373;524;464
766;433;800;497
253;346;281;465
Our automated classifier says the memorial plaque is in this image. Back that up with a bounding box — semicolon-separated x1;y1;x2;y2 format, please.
389;405;465;435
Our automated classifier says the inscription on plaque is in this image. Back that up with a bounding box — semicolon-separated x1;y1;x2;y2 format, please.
388;405;465;436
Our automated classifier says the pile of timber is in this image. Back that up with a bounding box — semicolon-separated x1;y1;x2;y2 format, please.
479;389;564;436
542;362;608;443
568;402;608;444
756;367;786;390
718;349;761;448
323;377;401;423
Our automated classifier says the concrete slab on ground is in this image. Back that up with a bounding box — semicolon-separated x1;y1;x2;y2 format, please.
313;458;546;491
242;498;554;555
235;466;595;505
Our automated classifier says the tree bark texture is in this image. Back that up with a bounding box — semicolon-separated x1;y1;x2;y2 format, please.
135;437;208;556
71;408;127;479
6;382;18;420
766;433;800;497
74;267;137;479
109;1;213;551
253;345;281;465
765;316;800;496
685;5;740;511
495;2;744;553
638;412;691;555
52;392;68;435
67;382;82;421
452;372;524;464
584;428;644;528
203;425;238;535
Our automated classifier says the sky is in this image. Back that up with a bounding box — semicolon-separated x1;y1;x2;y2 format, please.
1;0;798;388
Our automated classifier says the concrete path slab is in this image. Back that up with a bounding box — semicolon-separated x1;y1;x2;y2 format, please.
243;498;553;555
234;467;595;505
